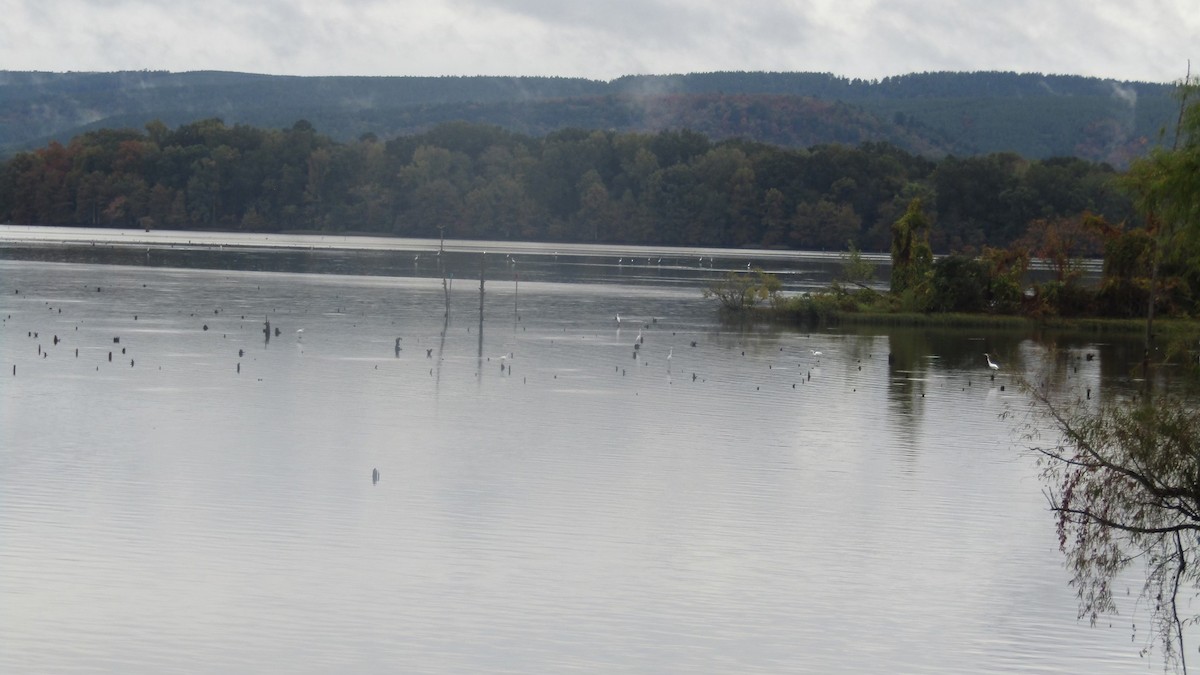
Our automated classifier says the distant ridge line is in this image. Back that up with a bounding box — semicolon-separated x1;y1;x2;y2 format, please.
0;70;1179;166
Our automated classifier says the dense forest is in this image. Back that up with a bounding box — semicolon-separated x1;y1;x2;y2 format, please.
0;71;1177;167
0;117;1135;253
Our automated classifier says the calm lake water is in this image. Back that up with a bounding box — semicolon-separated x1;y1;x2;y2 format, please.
0;227;1180;673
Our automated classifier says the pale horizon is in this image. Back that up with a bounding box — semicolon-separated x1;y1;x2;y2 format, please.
5;1;1194;85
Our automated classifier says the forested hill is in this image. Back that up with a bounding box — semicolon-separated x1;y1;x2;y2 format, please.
0;70;1178;166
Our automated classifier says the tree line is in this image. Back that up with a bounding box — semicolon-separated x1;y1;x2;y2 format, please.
0;117;1137;254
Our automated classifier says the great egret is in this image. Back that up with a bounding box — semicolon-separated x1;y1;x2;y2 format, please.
811;349;822;356
984;353;1000;370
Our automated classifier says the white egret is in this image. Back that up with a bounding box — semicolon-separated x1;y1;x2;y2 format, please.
984;353;1000;370
810;349;822;356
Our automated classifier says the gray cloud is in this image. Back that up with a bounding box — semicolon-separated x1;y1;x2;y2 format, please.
3;0;1194;81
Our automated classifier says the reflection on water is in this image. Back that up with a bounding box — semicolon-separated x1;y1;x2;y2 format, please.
0;236;1173;674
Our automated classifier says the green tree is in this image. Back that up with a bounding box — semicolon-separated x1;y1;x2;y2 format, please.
790;199;861;250
406;179;462;238
979;244;1030;314
889;198;933;305
931;153;1024;248
928;255;988;313
186;157;218;225
1121;76;1200;367
304;147;332;227
760;187;789;248
462;176;531;240
839;240;875;287
1088;215;1156;318
573;169;614;242
617;144;660;199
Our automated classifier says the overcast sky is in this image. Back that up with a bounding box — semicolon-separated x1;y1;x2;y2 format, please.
4;0;1195;83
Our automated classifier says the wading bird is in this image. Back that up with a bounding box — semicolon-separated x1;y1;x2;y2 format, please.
984;353;1000;371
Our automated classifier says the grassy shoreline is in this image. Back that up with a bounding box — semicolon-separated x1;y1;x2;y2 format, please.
738;303;1200;335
